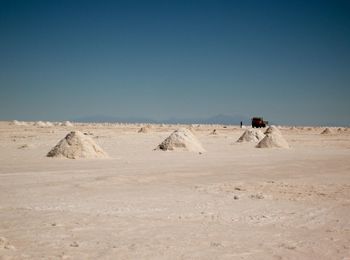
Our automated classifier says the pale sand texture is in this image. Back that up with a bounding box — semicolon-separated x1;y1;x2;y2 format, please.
0;122;349;259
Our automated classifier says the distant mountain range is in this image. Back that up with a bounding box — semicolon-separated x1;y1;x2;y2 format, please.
74;114;250;125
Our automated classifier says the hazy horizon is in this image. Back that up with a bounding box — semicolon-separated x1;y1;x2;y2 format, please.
1;0;350;126
2;113;349;127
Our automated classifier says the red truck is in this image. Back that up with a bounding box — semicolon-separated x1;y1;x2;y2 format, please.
251;117;268;128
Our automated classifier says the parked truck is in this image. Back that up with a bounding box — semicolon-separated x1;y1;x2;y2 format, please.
251;117;268;128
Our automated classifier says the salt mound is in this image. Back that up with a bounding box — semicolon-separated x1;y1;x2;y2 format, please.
321;128;333;135
138;126;150;133
188;126;196;134
34;121;48;127
264;125;281;135
12;120;27;126
155;128;205;152
47;131;108;159
237;129;265;143
62;121;74;127
256;132;289;148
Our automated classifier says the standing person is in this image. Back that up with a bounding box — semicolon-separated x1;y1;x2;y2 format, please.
240;121;243;128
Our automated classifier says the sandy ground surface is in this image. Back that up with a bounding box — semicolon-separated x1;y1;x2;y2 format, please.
0;121;349;259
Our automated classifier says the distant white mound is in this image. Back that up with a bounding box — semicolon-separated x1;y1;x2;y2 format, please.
321;128;333;135
62;121;74;127
35;121;46;127
264;125;281;135
34;121;50;127
237;129;265;143
138;126;150;133
12;120;27;126
256;131;289;149
47;131;108;159
155;128;205;152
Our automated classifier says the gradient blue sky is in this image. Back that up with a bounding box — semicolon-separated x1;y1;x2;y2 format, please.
1;0;350;125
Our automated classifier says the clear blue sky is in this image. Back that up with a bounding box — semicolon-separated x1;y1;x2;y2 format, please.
1;0;349;125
